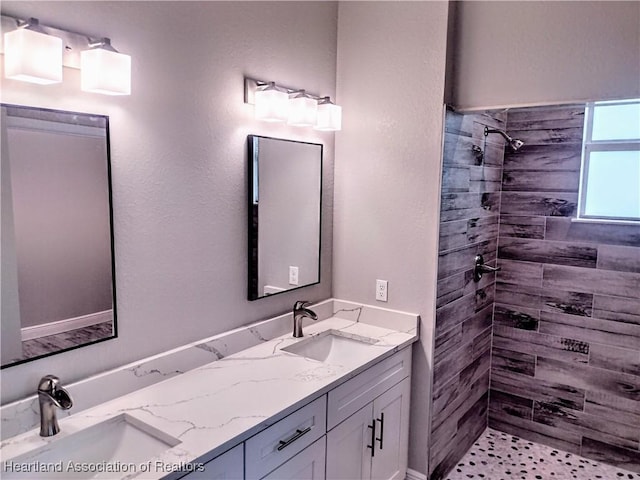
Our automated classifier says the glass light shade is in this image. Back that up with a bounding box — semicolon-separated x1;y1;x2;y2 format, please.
4;28;63;85
254;83;289;122
315;100;342;131
288;93;317;127
81;48;131;95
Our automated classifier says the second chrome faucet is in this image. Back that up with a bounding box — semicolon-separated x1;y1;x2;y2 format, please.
292;301;318;338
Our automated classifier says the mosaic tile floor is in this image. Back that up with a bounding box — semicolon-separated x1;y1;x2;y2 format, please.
445;428;640;480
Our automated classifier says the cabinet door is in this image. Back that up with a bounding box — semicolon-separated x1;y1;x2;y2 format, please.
326;402;374;480
261;437;326;480
181;443;243;479
371;378;411;480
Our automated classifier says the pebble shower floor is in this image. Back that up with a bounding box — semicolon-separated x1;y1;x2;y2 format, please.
445;429;640;480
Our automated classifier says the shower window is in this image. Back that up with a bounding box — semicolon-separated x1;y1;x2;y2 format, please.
577;99;640;222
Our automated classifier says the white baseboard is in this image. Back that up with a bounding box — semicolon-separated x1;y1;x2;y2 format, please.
21;310;113;341
406;468;428;480
263;285;286;296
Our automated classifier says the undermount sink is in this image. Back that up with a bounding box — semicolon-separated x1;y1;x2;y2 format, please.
282;329;378;363
2;414;180;479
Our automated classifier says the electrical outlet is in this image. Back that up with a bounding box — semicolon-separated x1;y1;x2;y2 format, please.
376;279;388;302
289;266;299;286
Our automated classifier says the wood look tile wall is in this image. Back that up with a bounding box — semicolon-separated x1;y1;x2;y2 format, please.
429;109;506;480
489;105;640;473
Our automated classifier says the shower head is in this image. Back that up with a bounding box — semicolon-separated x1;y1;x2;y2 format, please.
484;126;525;152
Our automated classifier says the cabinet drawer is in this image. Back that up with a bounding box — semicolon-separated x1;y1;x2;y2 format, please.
327;347;411;430
261;437;326;480
180;443;243;479
245;395;327;479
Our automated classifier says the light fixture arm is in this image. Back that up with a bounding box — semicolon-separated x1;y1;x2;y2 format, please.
17;17;46;33
87;37;119;53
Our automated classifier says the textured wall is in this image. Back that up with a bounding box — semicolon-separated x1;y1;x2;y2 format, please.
0;1;337;404
428;109;505;480
448;1;640;110
490;104;640;473
334;2;449;474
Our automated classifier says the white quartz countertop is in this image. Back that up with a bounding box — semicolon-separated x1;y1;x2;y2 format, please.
1;314;417;479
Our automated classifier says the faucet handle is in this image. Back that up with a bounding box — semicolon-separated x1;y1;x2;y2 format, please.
38;375;61;393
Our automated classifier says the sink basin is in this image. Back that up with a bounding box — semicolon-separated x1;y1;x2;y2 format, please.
2;414;180;479
282;330;378;363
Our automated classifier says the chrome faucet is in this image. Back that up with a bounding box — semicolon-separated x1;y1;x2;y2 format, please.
38;375;73;437
293;301;318;338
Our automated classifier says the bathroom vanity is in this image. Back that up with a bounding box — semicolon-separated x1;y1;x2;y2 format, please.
0;300;418;480
187;346;411;480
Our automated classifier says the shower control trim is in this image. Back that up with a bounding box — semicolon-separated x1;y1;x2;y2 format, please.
473;254;501;282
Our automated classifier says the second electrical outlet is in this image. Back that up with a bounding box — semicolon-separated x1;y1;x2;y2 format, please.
376;279;388;302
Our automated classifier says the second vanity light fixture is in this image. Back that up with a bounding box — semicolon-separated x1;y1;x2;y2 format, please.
245;77;342;131
2;15;131;95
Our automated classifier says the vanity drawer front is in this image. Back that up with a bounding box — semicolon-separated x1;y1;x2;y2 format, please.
327;347;411;430
181;443;244;479
245;395;327;479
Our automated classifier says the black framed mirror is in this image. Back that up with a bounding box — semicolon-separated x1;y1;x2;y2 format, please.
248;135;322;300
1;104;117;368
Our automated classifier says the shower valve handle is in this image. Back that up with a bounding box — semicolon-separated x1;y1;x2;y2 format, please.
473;254;501;282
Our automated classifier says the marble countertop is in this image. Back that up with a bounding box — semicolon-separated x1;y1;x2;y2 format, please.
0;311;417;480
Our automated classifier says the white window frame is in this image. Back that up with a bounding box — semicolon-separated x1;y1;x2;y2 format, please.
577;99;640;223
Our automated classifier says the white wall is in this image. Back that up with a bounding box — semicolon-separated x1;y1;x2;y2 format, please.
0;1;336;403
449;1;640;110
334;2;449;474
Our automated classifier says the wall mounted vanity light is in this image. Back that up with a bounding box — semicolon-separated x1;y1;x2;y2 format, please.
3;18;63;85
254;81;289;122
1;14;131;96
80;38;131;95
315;96;342;131
245;77;342;131
287;90;317;127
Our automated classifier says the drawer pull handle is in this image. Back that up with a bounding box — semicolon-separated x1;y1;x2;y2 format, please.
277;426;312;451
367;422;376;457
376;413;384;450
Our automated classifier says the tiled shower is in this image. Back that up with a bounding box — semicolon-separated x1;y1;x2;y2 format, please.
430;105;640;480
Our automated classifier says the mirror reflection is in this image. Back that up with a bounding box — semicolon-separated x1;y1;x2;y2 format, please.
248;135;322;300
1;104;116;368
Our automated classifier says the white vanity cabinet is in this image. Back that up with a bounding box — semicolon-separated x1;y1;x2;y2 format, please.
325;347;411;480
179;347;411;480
326;377;411;480
182;443;244;479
